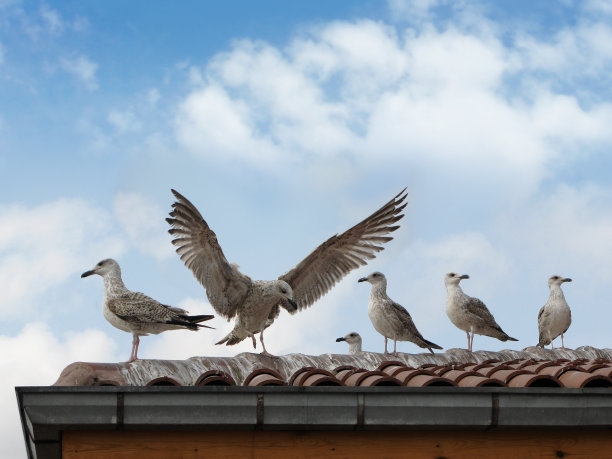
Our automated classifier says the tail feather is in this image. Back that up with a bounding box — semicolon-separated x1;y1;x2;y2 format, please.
167;314;215;330
419;337;443;353
216;334;245;346
185;314;214;323
489;325;518;342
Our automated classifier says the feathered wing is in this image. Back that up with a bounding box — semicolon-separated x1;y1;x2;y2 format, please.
390;302;443;351
107;292;213;329
279;188;408;310
465;296;518;341
537;305;551;346
166;189;252;319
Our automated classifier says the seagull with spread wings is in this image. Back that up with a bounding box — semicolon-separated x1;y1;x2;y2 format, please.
166;188;407;356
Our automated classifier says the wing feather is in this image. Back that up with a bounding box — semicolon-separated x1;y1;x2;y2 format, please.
280;188;407;310
166;189;252;319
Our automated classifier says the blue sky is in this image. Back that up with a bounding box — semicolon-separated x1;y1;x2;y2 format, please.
3;0;612;455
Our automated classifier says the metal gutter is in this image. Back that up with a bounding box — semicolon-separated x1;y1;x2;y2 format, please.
17;386;612;459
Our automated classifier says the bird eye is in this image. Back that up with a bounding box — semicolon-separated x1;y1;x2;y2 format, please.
281;288;287;294
552;276;559;280
373;273;379;277
97;262;103;267
449;273;455;277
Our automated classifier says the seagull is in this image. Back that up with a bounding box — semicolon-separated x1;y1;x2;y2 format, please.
358;272;442;355
81;258;214;362
444;272;517;351
166;188;407;356
336;332;362;354
538;275;572;349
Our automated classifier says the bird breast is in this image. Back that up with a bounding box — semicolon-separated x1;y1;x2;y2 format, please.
445;289;471;332
102;300;133;334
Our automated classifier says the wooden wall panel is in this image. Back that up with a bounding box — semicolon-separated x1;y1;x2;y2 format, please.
63;430;612;459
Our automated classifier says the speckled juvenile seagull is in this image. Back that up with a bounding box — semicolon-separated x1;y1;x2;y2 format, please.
166;188;407;356
444;272;517;352
538;275;572;349
336;332;362;354
81;258;214;362
359;271;442;355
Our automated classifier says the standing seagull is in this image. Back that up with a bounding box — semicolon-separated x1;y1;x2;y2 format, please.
444;272;517;352
359;272;442;355
81;258;214;362
538;275;572;349
167;188;407;356
336;332;362;354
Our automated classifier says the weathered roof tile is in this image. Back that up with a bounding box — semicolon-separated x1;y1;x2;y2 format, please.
52;347;612;389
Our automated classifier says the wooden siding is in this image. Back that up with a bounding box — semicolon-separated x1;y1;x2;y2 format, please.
63;430;612;458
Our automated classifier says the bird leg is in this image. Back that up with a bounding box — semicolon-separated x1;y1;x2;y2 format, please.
561;334;565;349
393;339;398;356
259;330;275;357
384;336;389;354
251;333;257;349
551;340;555;350
470;332;475;352
127;334;140;363
466;331;471;352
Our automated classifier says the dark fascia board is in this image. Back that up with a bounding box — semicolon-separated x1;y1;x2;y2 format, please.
17;386;612;459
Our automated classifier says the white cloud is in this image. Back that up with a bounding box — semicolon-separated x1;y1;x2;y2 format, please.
146;88;160;106
39;4;64;36
113;192;173;260
175;84;281;163
0;323;117;459
108;109;142;133
171;17;612;195
499;183;612;283
59;54;98;90
0;198;125;315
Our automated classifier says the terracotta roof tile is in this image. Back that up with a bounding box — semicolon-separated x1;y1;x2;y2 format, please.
53;347;612;389
195;370;236;386
243;369;286;386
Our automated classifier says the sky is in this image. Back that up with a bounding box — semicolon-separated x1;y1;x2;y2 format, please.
2;0;612;455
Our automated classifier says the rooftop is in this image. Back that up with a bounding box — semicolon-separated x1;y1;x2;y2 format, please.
19;346;612;459
53;346;612;388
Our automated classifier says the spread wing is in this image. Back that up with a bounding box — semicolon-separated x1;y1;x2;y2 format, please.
279;188;407;310
166;189;252;319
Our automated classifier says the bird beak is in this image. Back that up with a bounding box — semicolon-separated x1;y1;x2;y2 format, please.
358;277;367;283
81;270;95;278
336;337;346;342
459;274;470;279
289;298;298;310
564;278;573;283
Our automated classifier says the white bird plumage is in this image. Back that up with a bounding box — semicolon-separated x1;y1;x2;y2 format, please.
336;332;362;354
538;275;572;349
359;271;442;355
166;188;407;356
444;272;517;352
81;258;214;362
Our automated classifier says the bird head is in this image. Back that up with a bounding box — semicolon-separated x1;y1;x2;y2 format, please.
81;258;120;278
548;275;572;288
276;280;298;314
358;271;386;285
444;272;469;286
336;331;362;345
